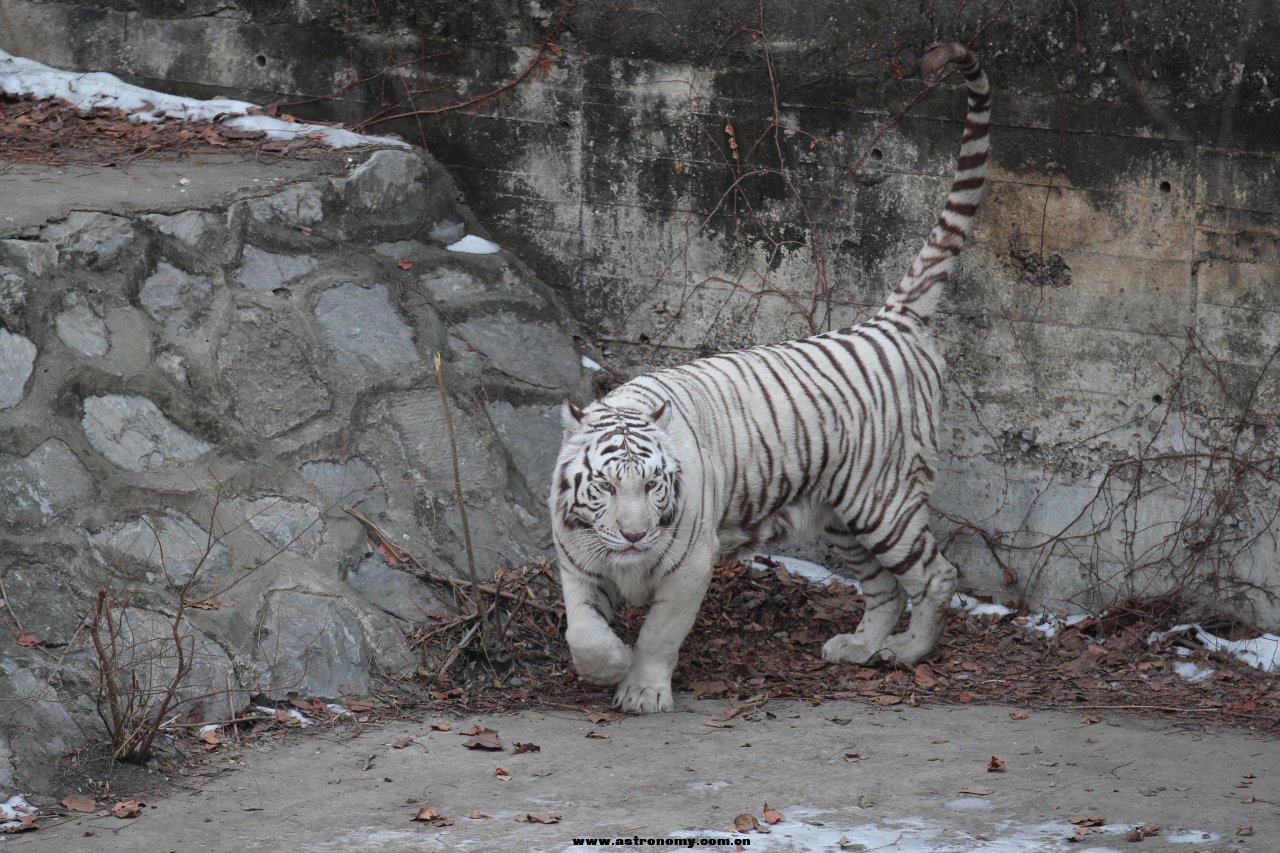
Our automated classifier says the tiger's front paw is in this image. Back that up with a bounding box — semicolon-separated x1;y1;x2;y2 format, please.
568;627;634;685
613;666;674;713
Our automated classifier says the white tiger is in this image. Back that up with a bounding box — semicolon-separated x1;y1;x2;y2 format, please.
550;42;990;713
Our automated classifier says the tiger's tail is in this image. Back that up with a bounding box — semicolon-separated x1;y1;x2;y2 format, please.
882;42;990;319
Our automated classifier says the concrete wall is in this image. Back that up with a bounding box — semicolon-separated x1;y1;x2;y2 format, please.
2;0;1278;625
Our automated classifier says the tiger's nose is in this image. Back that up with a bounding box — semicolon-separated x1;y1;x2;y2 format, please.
621;529;645;543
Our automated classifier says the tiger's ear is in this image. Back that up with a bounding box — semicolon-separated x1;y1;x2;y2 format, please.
562;400;588;438
647;400;672;429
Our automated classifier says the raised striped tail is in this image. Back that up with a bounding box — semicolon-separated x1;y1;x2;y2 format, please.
883;42;990;319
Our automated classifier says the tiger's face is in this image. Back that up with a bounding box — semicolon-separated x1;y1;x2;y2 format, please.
552;400;681;568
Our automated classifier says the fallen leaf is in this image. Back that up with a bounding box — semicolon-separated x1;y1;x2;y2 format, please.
242;805;264;812
62;794;95;813
274;708;299;725
392;736;414;749
704;718;734;729
1242;795;1256;804
690;679;731;698
829;717;851;725
495;767;511;781
397;259;414;270
15;631;39;649
513;742;541;754
763;803;784;824
524;812;561;824
986;755;1006;772
200;729;221;747
430;722;452;732
1009;710;1031;721
874;695;902;706
1069;815;1105;827
347;699;375;712
1126;824;1159;841
856;794;875;808
1237;825;1254;837
585;729;610;739
111;800;143;819
958;786;994;796
843;752;868;762
470;809;491;819
463;730;503;751
958;691;973;703
1079;715;1102;725
734;814;760;832
460;723;487;736
586;711;618;724
1085;737;1100;744
2;814;37;833
913;663;938;687
412;806;454;826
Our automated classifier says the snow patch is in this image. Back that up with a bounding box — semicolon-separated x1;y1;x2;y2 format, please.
0;49;405;150
749;555;854;589
581;355;602;371
446;235;501;254
0;794;36;831
1148;623;1279;674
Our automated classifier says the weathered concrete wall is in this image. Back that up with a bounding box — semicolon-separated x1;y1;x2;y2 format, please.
2;2;1278;619
0;146;592;793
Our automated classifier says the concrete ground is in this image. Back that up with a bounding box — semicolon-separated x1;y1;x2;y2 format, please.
8;699;1275;853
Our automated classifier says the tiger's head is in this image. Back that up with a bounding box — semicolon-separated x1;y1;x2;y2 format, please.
551;399;681;568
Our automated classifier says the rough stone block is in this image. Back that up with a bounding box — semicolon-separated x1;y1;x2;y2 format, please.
238;497;324;556
452;312;580;389
92;608;243;721
55;292;110;357
0;328;36;409
335;149;427;217
217;306;331;436
139;261;214;335
0;239;58;277
313;282;419;377
0;655;87;793
383;391;505;492
143;209;225;253
486;400;563;497
81;394;212;472
0;439;94;526
39;211;135;267
90;510;232;587
244;183;325;230
344;555;444;623
301;458;386;515
234;245;319;290
260;591;369;698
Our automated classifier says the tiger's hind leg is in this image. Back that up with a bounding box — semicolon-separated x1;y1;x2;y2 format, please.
821;527;907;665
863;506;957;665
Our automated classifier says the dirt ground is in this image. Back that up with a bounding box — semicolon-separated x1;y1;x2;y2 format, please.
8;699;1278;853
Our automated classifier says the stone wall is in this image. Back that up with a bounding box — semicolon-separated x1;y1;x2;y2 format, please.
0;145;593;793
10;0;1272;626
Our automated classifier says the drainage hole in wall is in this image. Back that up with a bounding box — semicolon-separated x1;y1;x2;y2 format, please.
255;54;267;68
1159;180;1171;193
1152;394;1164;405
870;148;883;160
